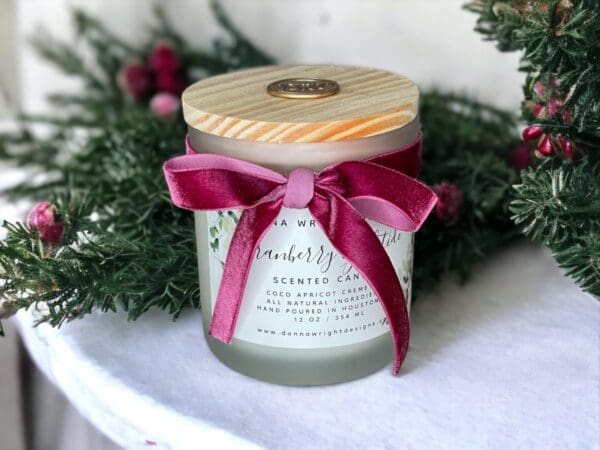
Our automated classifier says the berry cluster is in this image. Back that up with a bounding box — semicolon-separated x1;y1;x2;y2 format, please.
117;41;183;120
522;76;574;159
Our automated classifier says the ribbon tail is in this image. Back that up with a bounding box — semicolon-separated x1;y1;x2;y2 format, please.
209;200;283;343
310;195;410;375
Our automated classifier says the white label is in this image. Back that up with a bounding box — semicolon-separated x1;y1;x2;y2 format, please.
206;208;413;349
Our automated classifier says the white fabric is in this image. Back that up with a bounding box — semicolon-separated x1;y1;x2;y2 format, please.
14;245;600;450
28;364;119;450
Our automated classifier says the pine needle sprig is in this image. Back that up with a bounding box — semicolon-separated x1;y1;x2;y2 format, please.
511;153;600;295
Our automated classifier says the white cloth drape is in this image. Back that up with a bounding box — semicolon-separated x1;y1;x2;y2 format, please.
28;364;120;450
1;322;119;450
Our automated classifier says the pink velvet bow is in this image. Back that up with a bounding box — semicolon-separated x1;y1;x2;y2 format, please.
163;134;437;374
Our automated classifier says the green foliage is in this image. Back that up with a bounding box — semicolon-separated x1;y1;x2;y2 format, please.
511;153;600;294
414;92;520;292
0;111;200;328
466;0;600;139
467;0;600;295
0;5;520;331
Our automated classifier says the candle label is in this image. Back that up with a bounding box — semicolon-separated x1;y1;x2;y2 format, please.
206;208;413;348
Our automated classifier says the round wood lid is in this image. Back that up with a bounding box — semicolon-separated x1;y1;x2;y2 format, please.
182;65;419;144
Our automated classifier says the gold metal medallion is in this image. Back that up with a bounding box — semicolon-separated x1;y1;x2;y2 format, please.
266;78;340;99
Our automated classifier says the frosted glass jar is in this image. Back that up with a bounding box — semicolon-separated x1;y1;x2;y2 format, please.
183;65;421;385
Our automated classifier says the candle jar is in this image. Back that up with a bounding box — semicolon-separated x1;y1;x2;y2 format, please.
183;65;420;385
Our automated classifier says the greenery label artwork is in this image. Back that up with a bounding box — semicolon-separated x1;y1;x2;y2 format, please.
205;208;413;348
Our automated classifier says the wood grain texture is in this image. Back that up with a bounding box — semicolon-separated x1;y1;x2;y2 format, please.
182;65;418;143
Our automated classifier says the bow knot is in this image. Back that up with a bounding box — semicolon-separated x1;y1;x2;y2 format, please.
283;168;315;209
316;170;346;198
163;134;437;375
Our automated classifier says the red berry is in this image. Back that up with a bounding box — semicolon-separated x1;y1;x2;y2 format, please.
117;61;152;99
150;92;181;120
537;136;554;157
26;201;64;244
432;182;463;224
522;125;544;141
509;142;532;171
557;135;574;159
149;42;181;73
155;71;185;96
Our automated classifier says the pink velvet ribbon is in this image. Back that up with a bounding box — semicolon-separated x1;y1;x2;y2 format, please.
163;134;437;374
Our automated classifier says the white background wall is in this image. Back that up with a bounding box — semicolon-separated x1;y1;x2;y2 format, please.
0;0;19;117
7;0;525;114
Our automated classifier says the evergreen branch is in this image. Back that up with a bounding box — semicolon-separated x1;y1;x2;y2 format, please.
511;154;600;294
0;112;198;327
149;6;231;75
468;0;600;295
415;91;521;292
0;217;200;327
150;3;274;77
466;0;600;142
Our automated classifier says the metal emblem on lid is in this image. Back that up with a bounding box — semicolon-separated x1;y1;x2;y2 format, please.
267;78;340;99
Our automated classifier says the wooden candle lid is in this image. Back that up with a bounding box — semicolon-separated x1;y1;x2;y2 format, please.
182;65;418;144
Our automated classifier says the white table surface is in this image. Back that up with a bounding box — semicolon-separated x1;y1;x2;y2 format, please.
13;244;600;450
